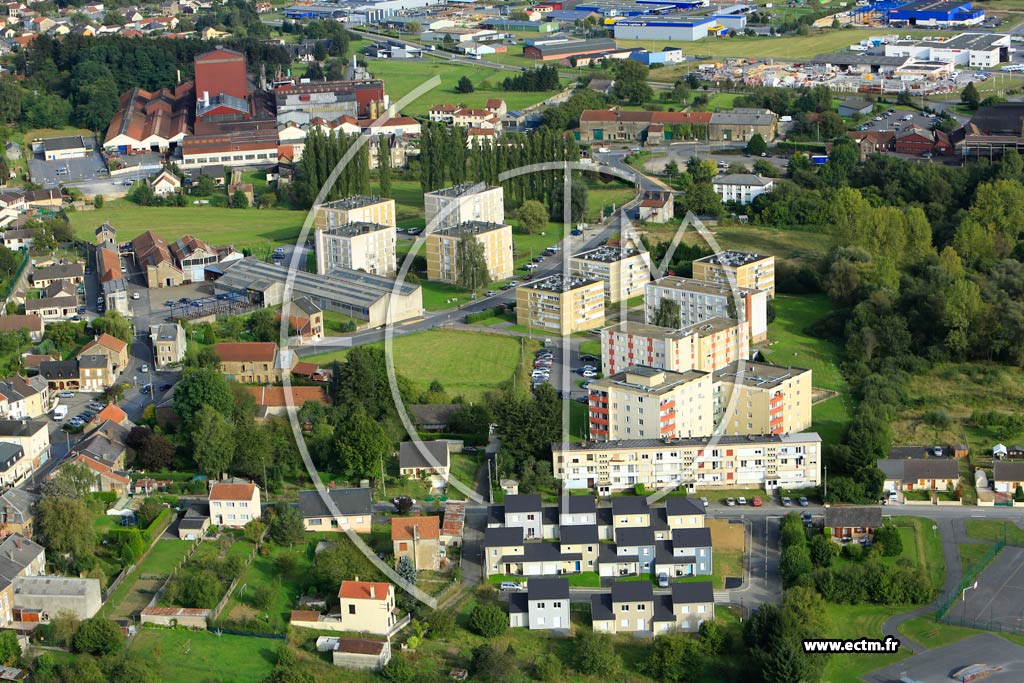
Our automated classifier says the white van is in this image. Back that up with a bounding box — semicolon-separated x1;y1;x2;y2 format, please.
53;405;68;421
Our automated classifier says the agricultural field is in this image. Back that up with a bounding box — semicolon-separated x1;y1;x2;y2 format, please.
306;328;538;401
364;58;571;116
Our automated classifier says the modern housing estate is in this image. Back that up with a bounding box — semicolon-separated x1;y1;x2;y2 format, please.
515;275;606;334
645;276;769;343
587;366;713;441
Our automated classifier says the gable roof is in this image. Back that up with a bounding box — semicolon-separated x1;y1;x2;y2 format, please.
527;577;568;600
391;515;440;541
672;581;713;604
94;403;128;425
824;506;883;529
209;482;257;501
215;342;277;363
612;496;649;516
408;404;461;427
398;440;450;471
902;458;959;482
297;488;371;518
994;461;1024;482
611;580;653;603
665;497;705;517
80;333;128;355
504;494;542;514
338;580;391;601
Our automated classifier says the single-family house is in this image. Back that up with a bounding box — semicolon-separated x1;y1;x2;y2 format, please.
0;419;49;471
407;404;461;432
215;342;292;384
0;316;43;344
503;494;544;541
397;440;450;482
177;505;210;540
612;496;651;539
61;453;130;496
78;334;129;375
993;461;1024;494
208;481;261;528
838;97;874;118
654;527;713;578
901;459;959;492
150;323;186;369
30;263;84;288
508;577;569;630
0;489;38;539
824;506;883;544
0;375;51;419
590;579;714;635
298;488;372;533
149;169;181;196
244;385;330;419
281;296;323;344
391;516;441;570
336;580;398;635
0;533;46;625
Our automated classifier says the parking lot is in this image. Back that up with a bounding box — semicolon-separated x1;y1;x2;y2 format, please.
27;138;110;189
854;107;943;136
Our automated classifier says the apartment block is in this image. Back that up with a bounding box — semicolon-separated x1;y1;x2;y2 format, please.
425;221;514;284
692;250;775;299
569;245;651;303
424;184;504;230
552;432;823;494
601;318;749;376
313;196;396;230
515;275;605;335
712;361;812;436
645;276;769;343
314;222;397;277
588;366;713;441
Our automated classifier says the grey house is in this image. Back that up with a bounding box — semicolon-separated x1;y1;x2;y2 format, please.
509;577;570;631
838;97;873;118
558;495;597;527
655;527;712;577
503;494;544;540
615;526;656;575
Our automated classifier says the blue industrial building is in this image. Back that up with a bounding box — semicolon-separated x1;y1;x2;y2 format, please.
613;15;728;40
886;0;984;27
628;47;685;65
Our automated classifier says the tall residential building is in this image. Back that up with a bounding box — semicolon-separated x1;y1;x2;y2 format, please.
712;361;812;436
588;366;713;441
552;433;823;494
645;276;769;343
314;222;397;277
425;221;514;284
516;275;606;335
424;184;504;230
601;317;748;376
692;251;775;299
569;245;652;303
313;196;396;230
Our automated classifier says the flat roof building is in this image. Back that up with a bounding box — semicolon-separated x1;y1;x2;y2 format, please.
425;221;513;284
692;250;775;298
601;317;748;376
570;245;652;303
645;276;769;343
314;221;397;277
553;432;822;494
424;184;504;230
314;196;396;230
516;275;606;335
588;366;713;441
713;361;812;436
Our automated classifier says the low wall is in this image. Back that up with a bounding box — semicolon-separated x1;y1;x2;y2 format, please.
140;608;209;629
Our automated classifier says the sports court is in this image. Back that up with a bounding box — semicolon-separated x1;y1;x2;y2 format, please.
950;546;1024;633
862;633;1024;683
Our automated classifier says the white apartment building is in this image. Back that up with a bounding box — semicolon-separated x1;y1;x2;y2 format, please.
588;366;713;441
711;174;774;205
645;277;769;343
313;196;396;230
553;432;822;494
424;184;504;230
601;318;749;375
314;221;397;277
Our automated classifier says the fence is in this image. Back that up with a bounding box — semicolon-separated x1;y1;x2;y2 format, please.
934;539;1005;623
1;251;30;311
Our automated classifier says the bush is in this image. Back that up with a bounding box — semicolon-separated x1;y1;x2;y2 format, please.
72;618;123;656
534;653;562;682
842;543;863;560
251;584;275;611
468;602;507;638
574;629;621;675
426;608;455;638
465;309;499;324
872;525;903;557
634;483;646;496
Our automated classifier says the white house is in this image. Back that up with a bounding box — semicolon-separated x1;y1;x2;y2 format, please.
149;169;181;196
711;174;774;205
208;481;261;528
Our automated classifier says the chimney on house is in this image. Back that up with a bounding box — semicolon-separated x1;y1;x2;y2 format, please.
15;536;21;550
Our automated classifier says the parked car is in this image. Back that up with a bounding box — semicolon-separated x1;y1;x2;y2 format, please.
798;496;809;507
657;573;670;588
781;497;792;507
700;497;708;508
159;383;173;392
500;582;524;591
579;354;599;363
58;391;74;398
725;497;736;506
752;496;762;507
140;384;152;394
571;229;583;236
581;369;598;378
802;512;813;527
485;290;497;297
737;497;747;506
140;364;149;373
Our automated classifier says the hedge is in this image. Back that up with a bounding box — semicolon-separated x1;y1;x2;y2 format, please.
465;308;500;324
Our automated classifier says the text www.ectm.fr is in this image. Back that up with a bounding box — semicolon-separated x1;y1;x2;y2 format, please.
803;638;901;654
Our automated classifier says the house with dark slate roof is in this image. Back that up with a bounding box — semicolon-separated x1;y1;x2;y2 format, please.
824;506;883;544
590;579;715;634
509;577;569;631
298;488;372;534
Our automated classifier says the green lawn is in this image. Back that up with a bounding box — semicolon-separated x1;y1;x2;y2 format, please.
365;58;571;116
218;542;312;631
450;451;482;490
959;543;993;576
578;339;601;357
586;185;637;223
99;539;194;618
129;627;279;683
965;519;1024;545
69;202;306;247
306;328;536;402
675;549;742;590
889;516;945;592
821;604;912;683
419;280;477;311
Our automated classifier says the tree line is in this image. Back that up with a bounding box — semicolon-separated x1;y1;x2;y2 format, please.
293;128;371;209
501;65;560;92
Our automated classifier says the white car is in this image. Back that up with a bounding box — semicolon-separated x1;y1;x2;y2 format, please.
140;364;149;373
131;292;140;300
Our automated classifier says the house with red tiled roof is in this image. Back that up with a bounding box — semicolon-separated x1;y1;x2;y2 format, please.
245;385;330;419
578;109;711;143
208;480;261;528
64;452;130;496
132;230;183;288
337;580;398;635
215;342;293;384
391;516;441;570
78;334;129;374
87;403;129;429
280;296;323;344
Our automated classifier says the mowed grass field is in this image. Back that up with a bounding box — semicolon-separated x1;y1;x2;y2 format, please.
821;604;912;682
70;203;307;246
306;329;535;401
366;58;570;116
643;224;832;267
130;628;279;683
618;28;955;60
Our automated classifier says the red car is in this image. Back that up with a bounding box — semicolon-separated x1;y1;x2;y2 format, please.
752;496;762;507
